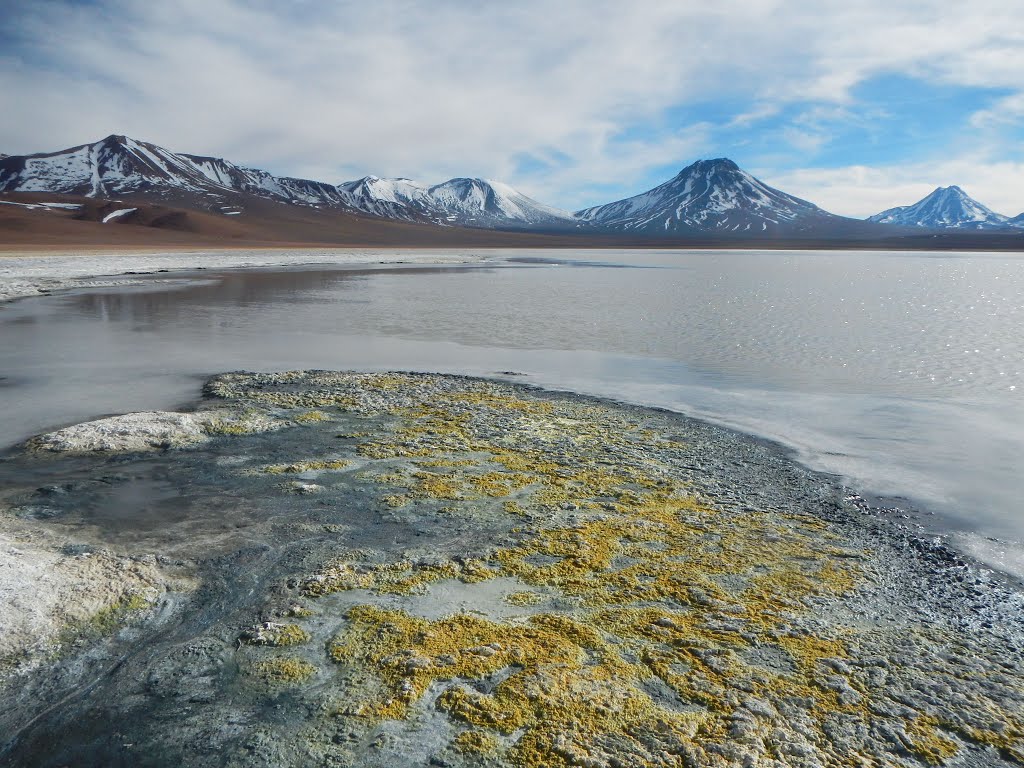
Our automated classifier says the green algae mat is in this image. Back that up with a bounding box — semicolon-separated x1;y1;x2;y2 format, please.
1;371;1023;768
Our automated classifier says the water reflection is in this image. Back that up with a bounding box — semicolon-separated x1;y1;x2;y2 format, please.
67;264;498;322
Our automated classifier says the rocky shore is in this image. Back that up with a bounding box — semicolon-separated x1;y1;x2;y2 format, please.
1;371;1022;767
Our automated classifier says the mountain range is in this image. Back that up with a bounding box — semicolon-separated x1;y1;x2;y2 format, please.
335;175;574;228
0;135;571;230
1;134;1022;245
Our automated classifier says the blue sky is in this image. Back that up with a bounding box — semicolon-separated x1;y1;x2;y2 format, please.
2;0;1023;217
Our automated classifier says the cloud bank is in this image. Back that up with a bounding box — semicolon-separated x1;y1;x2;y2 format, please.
2;0;1022;215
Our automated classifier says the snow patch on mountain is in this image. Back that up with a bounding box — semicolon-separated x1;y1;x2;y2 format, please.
101;208;137;223
0;201;83;211
867;186;1010;230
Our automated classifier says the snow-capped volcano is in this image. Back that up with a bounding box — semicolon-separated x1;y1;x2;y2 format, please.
0;134;348;207
574;158;844;235
425;178;574;227
0;134;206;197
867;186;1010;230
336;175;574;228
335;176;431;220
0;135;573;230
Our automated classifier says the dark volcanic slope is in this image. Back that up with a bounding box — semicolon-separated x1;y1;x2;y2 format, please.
0;191;600;249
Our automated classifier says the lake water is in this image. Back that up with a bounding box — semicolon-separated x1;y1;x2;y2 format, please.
1;248;1022;576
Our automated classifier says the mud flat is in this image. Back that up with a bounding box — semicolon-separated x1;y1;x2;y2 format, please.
0;371;1022;767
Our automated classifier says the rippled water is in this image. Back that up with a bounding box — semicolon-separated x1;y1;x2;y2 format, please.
1;249;1022;573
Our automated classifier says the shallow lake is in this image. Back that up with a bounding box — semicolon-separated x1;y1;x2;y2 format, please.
1;248;1021;574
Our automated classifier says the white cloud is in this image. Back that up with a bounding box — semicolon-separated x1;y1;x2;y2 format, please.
971;92;1024;128
1;0;1022;210
763;159;1024;219
727;104;781;129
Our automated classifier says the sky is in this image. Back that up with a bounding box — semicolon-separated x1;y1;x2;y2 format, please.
2;0;1023;218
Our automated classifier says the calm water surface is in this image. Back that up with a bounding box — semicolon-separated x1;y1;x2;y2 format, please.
1;249;1022;574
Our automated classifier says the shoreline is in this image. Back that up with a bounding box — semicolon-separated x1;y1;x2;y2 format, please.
1;370;1022;766
3;254;1021;584
0;247;493;304
3;245;1022;306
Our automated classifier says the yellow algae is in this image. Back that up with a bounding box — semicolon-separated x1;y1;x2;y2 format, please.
459;559;498;583
502;500;529;517
453;730;500;755
504;591;543;607
776;634;848;672
468;471;536;498
60;591;154;646
330;606;708;766
202;410;280;436
242;622;310;647
319;478;874;766
249;656;316;684
416;458;479;468
293;410;330;424
205;373;1024;766
941;719;1024;765
361;373;411;391
302;558;499;597
228;389;359;410
411;471;464;500
905;716;961;765
357;438;435;459
444;389;554;416
261;458;350;474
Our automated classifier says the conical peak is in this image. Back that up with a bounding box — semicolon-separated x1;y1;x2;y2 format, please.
688;157;740;173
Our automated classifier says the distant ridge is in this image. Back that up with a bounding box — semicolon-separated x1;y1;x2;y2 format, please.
0;134;346;206
867;186;1013;230
2;135;1022;242
0;135;573;230
336;175;574;228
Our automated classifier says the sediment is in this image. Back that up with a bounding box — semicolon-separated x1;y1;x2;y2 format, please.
0;371;1021;767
